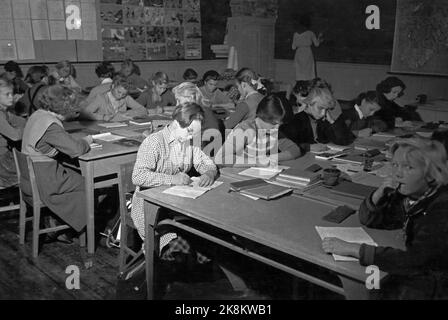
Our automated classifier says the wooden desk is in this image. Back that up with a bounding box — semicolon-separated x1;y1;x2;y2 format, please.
64;120;151;255
137;176;403;300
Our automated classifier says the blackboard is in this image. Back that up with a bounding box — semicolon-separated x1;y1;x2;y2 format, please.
275;0;396;65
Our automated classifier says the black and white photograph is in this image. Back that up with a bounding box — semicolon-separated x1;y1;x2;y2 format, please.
1;0;448;309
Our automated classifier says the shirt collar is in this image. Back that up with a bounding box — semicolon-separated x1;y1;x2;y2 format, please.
102;78;113;84
354;104;364;119
163;124;176;144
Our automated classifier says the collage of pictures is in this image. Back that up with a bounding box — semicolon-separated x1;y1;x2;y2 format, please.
100;0;202;61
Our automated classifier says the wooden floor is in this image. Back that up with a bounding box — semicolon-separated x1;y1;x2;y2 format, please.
0;209;341;300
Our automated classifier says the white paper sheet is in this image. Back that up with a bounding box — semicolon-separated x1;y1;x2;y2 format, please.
239;167;283;180
32;20;51;40
82;22;97;40
0;0;13;20
49;20;67;40
97;122;128;128
0;40;17;60
12;0;30;19
47;0;65;20
14;19;33;39
0;20;15;40
163;179;223;199
316;226;377;262
30;0;48;19
16;38;35;59
92;132;125;142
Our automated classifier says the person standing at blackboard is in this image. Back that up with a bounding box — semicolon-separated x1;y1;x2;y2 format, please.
292;15;323;82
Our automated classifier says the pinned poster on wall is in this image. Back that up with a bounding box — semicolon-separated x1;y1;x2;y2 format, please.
0;0;98;61
100;0;202;61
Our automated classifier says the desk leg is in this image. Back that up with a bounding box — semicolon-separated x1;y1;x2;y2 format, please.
81;162;95;256
338;275;370;300
144;201;161;300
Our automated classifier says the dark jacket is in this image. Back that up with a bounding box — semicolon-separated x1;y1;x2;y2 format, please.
358;186;448;299
376;94;422;129
340;101;387;133
281;111;355;153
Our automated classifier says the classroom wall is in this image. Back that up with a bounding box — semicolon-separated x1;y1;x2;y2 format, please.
274;59;448;105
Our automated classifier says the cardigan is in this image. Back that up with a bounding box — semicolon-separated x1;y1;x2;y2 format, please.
358;186;448;299
281;111;355;153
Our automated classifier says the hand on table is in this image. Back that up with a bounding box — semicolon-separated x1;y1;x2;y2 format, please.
172;172;192;185
357;128;373;138
310;143;329;153
322;238;361;258
198;171;215;187
83;135;93;145
371;176;399;205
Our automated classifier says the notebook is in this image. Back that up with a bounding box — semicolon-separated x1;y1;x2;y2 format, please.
277;168;320;184
98;122;128;128
330;181;377;200
238;167;283;180
92;132;125;142
229;178;292;200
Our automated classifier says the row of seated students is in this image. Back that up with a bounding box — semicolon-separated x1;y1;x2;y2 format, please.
2;60;448;299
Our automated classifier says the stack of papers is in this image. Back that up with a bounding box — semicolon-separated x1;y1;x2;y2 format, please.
315;226;377;261
98;122;128;128
162;178;223;199
238;167;283;180
92;132;125;142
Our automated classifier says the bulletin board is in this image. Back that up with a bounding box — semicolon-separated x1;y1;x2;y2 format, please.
0;0;102;63
100;0;203;61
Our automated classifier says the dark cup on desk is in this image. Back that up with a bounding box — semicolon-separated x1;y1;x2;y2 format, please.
416;94;427;104
322;168;341;186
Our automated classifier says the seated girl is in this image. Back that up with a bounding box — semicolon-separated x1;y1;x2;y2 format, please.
16;65;49;116
83;75;147;121
375;76;422;129
130;103;217;261
322;137;448;299
84;62;115;106
120;59;148;94
215;94;301;167
21;85;93;236
0;77;26;189
198;70;232;108
281;78;355;153
224;68;265;129
49;60;82;92
340;90;387;137
172;82;223;150
183;68;198;82
136;72;176;114
3;60;29;96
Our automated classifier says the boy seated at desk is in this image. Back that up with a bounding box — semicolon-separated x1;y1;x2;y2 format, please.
82;75;147;122
136;72;176;114
83;61;115;106
322;137;448;299
130;102;217;268
281;78;355;154
339;90;387;138
198;70;233;108
215;94;301;167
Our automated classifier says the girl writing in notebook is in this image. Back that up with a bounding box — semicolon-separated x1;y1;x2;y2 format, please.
216;94;301;167
322;138;448;299
136;72;176;114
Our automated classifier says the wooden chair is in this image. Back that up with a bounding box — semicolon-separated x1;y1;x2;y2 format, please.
117;162;144;278
13;149;72;258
